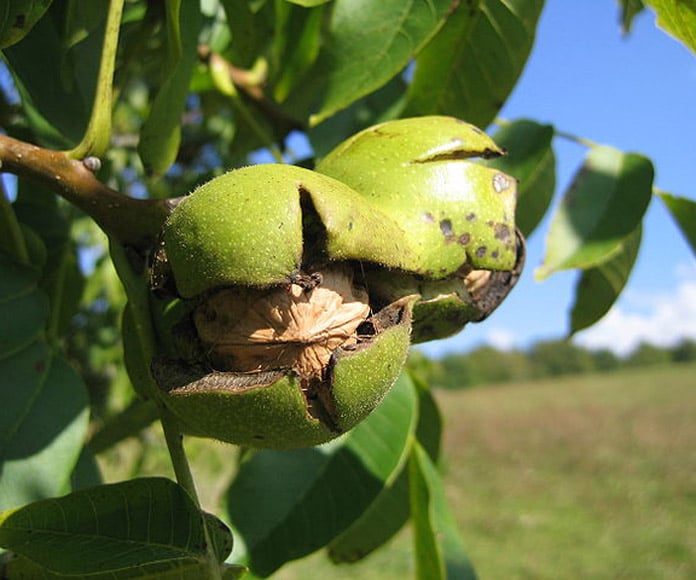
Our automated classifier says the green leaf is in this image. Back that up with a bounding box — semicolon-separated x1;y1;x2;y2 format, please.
328;380;443;563
404;0;545;128
0;255;49;359
2;2;103;146
310;0;453;125
657;191;696;256
0;478;233;576
137;0;204;176
0;342;89;511
409;443;477;580
488;119;556;237
0;0;53;49
644;0;696;55
536;146;653;280
570;224;642;334
3;557;247;580
618;0;646;34
227;372;418;577
309;74;408;158
0;253;89;512
220;0;273;69
272;1;324;102
14;186;86;338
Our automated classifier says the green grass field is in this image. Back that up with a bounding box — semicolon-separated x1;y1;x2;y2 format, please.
98;364;696;578
276;364;696;579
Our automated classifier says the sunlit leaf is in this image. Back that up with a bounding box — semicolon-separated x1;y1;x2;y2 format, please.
536;146;653;280
310;0;452;125
409;443;477;580
488;119;556;237
137;1;203;176
570;224;642;334
657;190;696;256
404;0;545;128
644;0;696;55
0;478;233;576
227;372;418;577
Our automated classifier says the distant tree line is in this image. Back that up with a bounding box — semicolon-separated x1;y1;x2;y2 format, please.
408;338;696;390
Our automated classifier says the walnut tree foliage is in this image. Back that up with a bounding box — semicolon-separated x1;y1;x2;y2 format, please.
0;0;694;578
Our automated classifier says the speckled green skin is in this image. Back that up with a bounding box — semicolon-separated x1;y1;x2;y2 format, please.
316;116;518;277
163;165;416;297
158;316;412;449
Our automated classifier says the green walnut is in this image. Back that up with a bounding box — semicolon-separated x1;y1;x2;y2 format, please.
316;116;525;342
144;118;523;449
148;165;415;449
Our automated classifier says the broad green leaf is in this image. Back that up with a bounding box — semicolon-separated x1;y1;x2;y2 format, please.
0;0;53;49
14;186;85;337
570;224;642;334
404;0;545;128
310;0;453;125
0;343;89;511
221;0;273;68
227;372;418;577
2;2;102;146
488;119;556;237
645;0;696;55
0;255;49;359
309;74;408;158
272;1;324;102
536;146;653;280
138;0;203;176
0;251;89;512
657;191;696;256
618;0;647;34
3;557;247;580
0;478;233;576
328;379;442;563
409;443;477;580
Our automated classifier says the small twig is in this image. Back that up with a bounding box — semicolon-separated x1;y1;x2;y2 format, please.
0;134;169;250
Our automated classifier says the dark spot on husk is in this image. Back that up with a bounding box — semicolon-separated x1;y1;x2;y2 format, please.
493;223;512;243
476;246;487;258
423;212;435;223
466;212;476;221
439;219;455;242
458;233;471;245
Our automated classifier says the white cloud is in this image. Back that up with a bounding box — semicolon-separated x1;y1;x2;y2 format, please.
485;328;518;351
573;278;696;356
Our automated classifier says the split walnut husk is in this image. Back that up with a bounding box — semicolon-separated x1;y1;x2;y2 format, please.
151;267;414;449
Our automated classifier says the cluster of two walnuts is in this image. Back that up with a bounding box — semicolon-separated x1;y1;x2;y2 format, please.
140;117;525;449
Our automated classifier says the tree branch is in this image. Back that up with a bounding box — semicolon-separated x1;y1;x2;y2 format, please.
0;133;170;250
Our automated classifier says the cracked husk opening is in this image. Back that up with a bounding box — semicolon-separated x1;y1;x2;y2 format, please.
193;267;371;379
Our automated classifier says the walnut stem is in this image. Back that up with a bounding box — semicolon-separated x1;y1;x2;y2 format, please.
0;133;169;250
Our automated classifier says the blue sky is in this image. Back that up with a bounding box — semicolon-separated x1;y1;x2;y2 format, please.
417;1;696;358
